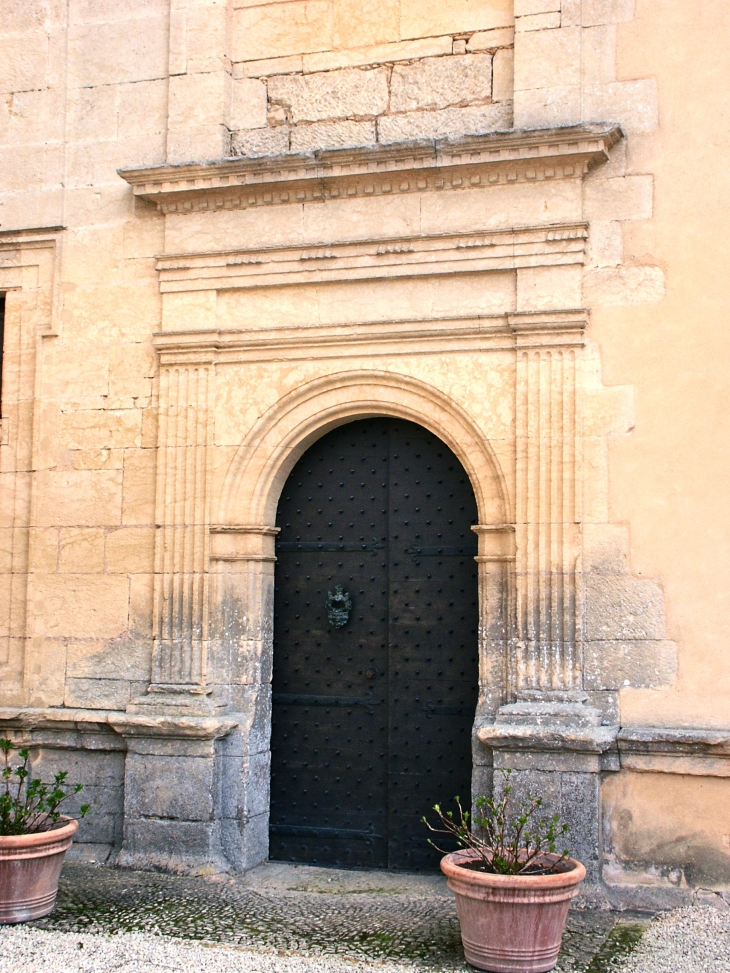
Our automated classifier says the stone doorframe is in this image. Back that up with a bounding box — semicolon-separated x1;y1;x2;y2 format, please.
114;127;635;878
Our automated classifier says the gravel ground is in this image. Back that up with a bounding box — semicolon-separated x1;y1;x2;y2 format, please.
13;862;627;971
0;907;726;973
0;927;419;973
0;879;726;973
611;906;730;973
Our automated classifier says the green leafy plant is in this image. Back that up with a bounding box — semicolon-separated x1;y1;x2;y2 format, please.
0;738;90;836
423;768;570;875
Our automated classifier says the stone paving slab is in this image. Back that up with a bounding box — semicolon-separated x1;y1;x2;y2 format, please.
9;862;653;972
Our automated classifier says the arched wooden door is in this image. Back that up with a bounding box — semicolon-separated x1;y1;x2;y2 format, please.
270;418;478;871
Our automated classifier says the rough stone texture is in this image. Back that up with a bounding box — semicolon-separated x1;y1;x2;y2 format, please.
230;125;290;157
290;120;376;152
378;103;512;143
390;54;493;113
467;27;516;51
585;576;667;641
583;640;678;691
268;68;389;123
227;77;268;132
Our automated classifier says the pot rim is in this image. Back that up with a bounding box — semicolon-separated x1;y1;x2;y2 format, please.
440;849;587;889
0;815;79;848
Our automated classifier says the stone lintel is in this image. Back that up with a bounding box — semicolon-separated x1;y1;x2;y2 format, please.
156;223;589;294
119;126;623;215
152;310;588;367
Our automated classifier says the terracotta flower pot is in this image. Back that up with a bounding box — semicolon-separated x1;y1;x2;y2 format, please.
0;816;78;924
440;849;586;973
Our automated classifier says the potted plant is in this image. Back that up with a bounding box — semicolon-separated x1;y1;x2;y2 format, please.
424;770;586;973
0;738;89;924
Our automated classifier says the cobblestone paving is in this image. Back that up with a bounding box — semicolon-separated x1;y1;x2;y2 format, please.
30;863;651;972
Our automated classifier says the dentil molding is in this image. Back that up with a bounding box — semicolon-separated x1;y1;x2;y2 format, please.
157;222;589;293
119;126;622;215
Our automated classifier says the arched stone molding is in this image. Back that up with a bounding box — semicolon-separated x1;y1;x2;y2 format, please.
217;369;510;531
203;372;514;869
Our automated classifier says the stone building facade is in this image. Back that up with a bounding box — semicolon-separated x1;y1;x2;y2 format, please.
0;0;728;905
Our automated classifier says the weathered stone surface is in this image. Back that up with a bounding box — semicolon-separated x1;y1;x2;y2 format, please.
290;119;376;151
124;753;216;821
467;27;515;51
583;173;654;221
515;0;560;15
332;0;400;50
582;0;636;27
118;819;225;871
378;103;512;143
390;55;493;113
68;19;168;88
514;26;581;91
268;67;389;123
583;639;677;690
58;527;105;574
583;265;666;305
230;125;290;157
518;12;562;31
28;575;129;639
492;47;514;102
585;576;667;640
231;0;332;62
227;77;268;133
400;0;514;39
583;79;659;133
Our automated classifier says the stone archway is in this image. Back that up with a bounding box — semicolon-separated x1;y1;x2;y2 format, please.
205;371;512;869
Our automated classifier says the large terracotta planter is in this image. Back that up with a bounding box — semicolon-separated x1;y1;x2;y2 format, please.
0;816;78;924
441;850;586;973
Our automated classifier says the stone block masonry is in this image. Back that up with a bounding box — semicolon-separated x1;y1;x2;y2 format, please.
231;44;514;156
1;0;729;912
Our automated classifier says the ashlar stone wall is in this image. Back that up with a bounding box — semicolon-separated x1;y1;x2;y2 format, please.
0;0;728;901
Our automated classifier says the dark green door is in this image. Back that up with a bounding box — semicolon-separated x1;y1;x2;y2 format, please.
270;418;478;870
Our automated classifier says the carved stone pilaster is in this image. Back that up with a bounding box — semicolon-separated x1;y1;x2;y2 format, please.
509;311;587;697
130;359;217;715
206;525;279;869
472;525;515;716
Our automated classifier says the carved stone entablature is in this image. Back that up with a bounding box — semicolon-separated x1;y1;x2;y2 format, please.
157;222;589;294
151;309;588;366
119;126;622;215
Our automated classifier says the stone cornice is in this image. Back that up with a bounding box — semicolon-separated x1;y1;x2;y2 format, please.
157;222;588;293
119;126;622;215
3;709;730;775
0;707;238;741
617;725;730;777
109;714;239;741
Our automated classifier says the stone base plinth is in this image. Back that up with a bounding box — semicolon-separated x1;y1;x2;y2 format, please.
478;695;618;894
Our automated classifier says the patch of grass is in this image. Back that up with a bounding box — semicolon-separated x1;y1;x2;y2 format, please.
583;920;649;973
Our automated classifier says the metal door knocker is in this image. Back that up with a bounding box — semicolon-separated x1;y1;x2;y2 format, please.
326;585;352;628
